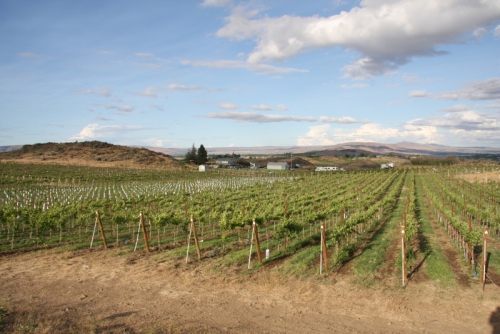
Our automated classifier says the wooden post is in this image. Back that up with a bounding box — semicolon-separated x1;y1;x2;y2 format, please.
253;219;262;264
248;221;255;269
191;216;201;261
468;215;472;266
320;222;328;272
140;212;150;253
401;225;406;287
482;227;488;290
96;210;108;249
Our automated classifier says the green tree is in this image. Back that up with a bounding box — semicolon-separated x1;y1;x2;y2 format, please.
197;144;207;164
184;143;197;162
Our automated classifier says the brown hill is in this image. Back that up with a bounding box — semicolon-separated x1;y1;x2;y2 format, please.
0;141;188;170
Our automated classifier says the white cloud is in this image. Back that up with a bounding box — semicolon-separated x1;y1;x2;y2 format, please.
142;138;165;147
105;104;135;112
297;125;336;146
438;105;470;112
181;59;307;74
318;116;367;124
297;122;440;146
473;27;487;39
130;84;207;98
94;50;114;55
149;104;164;111
495;25;500;36
410;78;500;101
134;52;155;57
402;75;421;83
167;84;205;90
19;52;43;58
131;87;159;98
248;104;289;111
95;116;112;121
204;111;367;124
217;102;238;109
448;129;500;143
132;62;164;70
409;90;429;97
216;0;500;79
481;103;500;109
201;0;232;7
409;110;500;131
249;104;272;111
70;124;143;140
340;83;368;89
74;87;112;97
386;99;404;106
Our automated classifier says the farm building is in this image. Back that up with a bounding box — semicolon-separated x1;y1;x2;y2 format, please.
215;158;236;166
199;165;209;172
249;162;262;169
267;162;289;170
315;166;340;172
381;163;395;169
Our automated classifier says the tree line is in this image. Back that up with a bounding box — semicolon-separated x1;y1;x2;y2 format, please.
185;144;208;165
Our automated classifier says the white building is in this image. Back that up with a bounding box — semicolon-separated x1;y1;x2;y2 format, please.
267;162;289;170
250;162;262;169
199;165;209;172
315;166;339;172
215;158;236;166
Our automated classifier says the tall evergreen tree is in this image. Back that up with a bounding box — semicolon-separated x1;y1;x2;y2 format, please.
184;143;197;162
197;144;208;164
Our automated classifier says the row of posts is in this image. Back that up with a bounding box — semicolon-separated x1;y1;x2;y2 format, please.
90;211;331;275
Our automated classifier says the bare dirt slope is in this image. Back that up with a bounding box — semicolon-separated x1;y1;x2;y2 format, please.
0;141;188;170
1;248;500;333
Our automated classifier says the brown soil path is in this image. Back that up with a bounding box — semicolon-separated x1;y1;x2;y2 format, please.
1;248;500;333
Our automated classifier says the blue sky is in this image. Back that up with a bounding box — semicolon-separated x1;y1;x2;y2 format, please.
1;0;500;149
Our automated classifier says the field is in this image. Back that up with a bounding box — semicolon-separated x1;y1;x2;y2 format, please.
1;161;500;333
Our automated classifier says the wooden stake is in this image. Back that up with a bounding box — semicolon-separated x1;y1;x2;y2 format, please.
191;215;201;261
140;212;150;253
482;227;488;290
320;222;328;272
401;226;406;287
248;222;255;269
96;210;108;249
468;215;472;266
253;219;262;264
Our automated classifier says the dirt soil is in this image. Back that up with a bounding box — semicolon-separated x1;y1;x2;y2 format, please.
1;248;500;333
457;171;500;183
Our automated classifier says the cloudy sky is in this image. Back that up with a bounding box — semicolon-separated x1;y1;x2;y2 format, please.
1;0;500;149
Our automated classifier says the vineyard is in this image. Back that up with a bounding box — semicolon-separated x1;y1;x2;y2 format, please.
1;162;499;288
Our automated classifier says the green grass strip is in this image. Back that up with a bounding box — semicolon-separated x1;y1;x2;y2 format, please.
352;173;407;281
415;175;455;286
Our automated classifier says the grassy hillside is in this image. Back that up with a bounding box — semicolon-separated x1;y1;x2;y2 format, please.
0;141;188;170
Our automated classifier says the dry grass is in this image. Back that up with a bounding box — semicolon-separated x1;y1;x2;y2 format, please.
0;141;189;171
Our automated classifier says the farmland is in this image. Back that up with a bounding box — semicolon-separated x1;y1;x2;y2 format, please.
1;161;500;333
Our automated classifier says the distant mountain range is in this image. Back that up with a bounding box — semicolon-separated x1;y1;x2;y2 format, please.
2;141;500;158
0;145;22;153
144;141;500;157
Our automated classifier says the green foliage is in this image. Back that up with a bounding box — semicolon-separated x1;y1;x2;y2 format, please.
197;144;208;165
185;143;197;162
